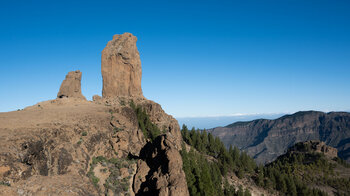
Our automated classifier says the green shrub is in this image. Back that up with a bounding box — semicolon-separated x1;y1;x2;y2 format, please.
130;101;160;142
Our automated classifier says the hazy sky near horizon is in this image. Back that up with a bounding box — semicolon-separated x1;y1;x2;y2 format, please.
1;0;349;117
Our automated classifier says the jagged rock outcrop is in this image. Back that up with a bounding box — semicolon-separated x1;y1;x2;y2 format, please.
134;133;189;196
101;33;143;98
57;70;86;99
102;97;189;195
137;99;183;149
209;111;350;164
289;140;338;158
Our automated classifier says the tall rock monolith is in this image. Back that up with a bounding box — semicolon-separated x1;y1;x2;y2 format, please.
101;33;143;98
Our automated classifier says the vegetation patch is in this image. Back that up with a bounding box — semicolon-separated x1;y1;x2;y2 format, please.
261;152;349;195
181;125;254;196
333;157;350;168
0;181;10;186
77;137;83;145
130;101;160;142
113;127;124;134
88;156;136;195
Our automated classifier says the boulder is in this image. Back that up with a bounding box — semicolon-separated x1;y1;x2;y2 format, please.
57;70;86;99
92;95;102;102
101;33;143;98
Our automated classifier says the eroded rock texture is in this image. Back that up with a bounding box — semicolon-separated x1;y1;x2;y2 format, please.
134;133;189;196
132;99;188;196
102;33;143;98
57;70;86;99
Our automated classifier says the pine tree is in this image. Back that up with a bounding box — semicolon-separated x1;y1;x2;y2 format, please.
256;166;264;187
201;129;208;153
190;128;197;146
232;146;240;166
199;157;215;195
286;176;297;196
208;133;215;156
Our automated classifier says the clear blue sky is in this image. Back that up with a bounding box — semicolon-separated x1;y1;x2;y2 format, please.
1;0;349;118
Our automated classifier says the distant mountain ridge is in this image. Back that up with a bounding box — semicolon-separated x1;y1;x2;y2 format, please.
176;113;285;129
209;111;350;164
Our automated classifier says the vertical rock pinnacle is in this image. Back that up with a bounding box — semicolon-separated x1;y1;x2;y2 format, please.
101;33;143;98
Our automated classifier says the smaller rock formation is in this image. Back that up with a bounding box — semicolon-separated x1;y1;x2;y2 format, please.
101;33;143;98
289;140;338;158
57;70;86;99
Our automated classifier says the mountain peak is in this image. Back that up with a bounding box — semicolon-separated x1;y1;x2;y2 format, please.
288;140;338;159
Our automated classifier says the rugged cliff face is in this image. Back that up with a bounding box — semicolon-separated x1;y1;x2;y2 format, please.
209;111;350;164
0;33;188;196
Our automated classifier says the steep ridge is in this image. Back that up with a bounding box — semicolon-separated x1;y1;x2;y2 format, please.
209;111;350;164
0;33;188;196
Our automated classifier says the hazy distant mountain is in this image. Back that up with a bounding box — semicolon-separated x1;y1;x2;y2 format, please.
209;111;350;164
176;113;284;129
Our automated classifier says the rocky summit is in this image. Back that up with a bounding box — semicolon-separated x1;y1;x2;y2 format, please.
101;33;143;98
288;140;338;159
0;33;188;196
57;70;86;99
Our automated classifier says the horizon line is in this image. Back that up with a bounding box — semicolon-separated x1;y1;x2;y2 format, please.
175;109;350;119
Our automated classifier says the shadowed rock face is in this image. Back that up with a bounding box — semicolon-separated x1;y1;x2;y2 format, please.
57;70;86;99
101;33;143;98
133;133;189;196
209;111;350;164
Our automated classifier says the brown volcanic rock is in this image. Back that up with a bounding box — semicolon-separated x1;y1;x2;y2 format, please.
0;100;113;195
134;133;189;196
137;99;183;149
57;70;86;99
0;99;147;195
102;33;143;98
0;97;188;195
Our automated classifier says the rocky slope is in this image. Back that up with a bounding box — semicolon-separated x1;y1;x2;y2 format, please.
0;33;188;196
209;111;350;164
